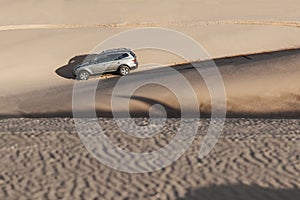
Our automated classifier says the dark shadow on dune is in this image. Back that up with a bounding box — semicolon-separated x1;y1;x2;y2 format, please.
55;54;98;79
178;184;300;200
55;48;300;80
2;110;300;119
55;54;123;79
212;47;300;67
114;95;182;118
132;47;300;75
1;48;299;119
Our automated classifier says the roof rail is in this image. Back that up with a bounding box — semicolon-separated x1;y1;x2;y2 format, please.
101;48;130;53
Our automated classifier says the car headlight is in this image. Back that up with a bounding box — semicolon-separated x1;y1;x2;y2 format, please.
74;66;80;71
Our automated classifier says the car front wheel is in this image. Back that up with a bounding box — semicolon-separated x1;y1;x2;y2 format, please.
77;70;90;80
119;65;130;76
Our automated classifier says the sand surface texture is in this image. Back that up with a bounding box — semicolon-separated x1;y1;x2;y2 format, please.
1;1;300;199
1;0;300;97
0;118;299;200
1;48;299;118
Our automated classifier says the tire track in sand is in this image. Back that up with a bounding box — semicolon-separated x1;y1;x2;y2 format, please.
0;20;300;31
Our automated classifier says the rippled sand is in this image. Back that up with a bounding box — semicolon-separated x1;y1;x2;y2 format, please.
0;118;299;199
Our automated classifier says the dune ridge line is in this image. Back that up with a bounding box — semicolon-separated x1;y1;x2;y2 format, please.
1;20;300;31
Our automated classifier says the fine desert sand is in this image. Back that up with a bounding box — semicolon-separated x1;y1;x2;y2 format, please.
0;1;300;200
0;118;299;199
0;0;300;98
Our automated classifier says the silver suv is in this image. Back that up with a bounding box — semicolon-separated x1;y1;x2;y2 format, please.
73;48;138;80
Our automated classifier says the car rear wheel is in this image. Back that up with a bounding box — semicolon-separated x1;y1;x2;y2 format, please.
77;70;90;80
119;65;130;76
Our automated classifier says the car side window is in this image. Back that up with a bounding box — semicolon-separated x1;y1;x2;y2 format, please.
96;53;129;63
96;55;108;63
116;53;129;60
108;54;120;61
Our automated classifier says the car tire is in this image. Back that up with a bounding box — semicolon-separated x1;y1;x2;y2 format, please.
119;65;130;76
77;70;90;80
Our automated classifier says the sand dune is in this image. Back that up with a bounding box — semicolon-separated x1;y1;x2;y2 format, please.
1;1;300;199
1;20;300;32
0;48;299;118
0;118;299;199
1;0;300;25
1;0;300;97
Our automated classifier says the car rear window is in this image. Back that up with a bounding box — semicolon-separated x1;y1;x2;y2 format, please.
115;53;129;60
129;51;136;58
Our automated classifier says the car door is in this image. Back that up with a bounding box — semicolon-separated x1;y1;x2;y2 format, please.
92;55;111;74
109;53;130;71
106;53;121;71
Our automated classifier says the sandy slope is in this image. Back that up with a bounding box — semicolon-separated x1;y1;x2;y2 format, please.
0;48;299;118
0;1;300;200
1;0;300;97
1;0;300;25
0;24;299;98
0;118;299;199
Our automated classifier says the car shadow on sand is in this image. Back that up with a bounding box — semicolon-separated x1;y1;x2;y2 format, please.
56;48;300;80
178;184;300;200
55;54;98;79
55;54;121;79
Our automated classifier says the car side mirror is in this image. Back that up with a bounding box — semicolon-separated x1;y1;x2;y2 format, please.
90;60;97;64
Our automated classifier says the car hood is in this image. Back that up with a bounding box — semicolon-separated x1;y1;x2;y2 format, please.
73;61;91;69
